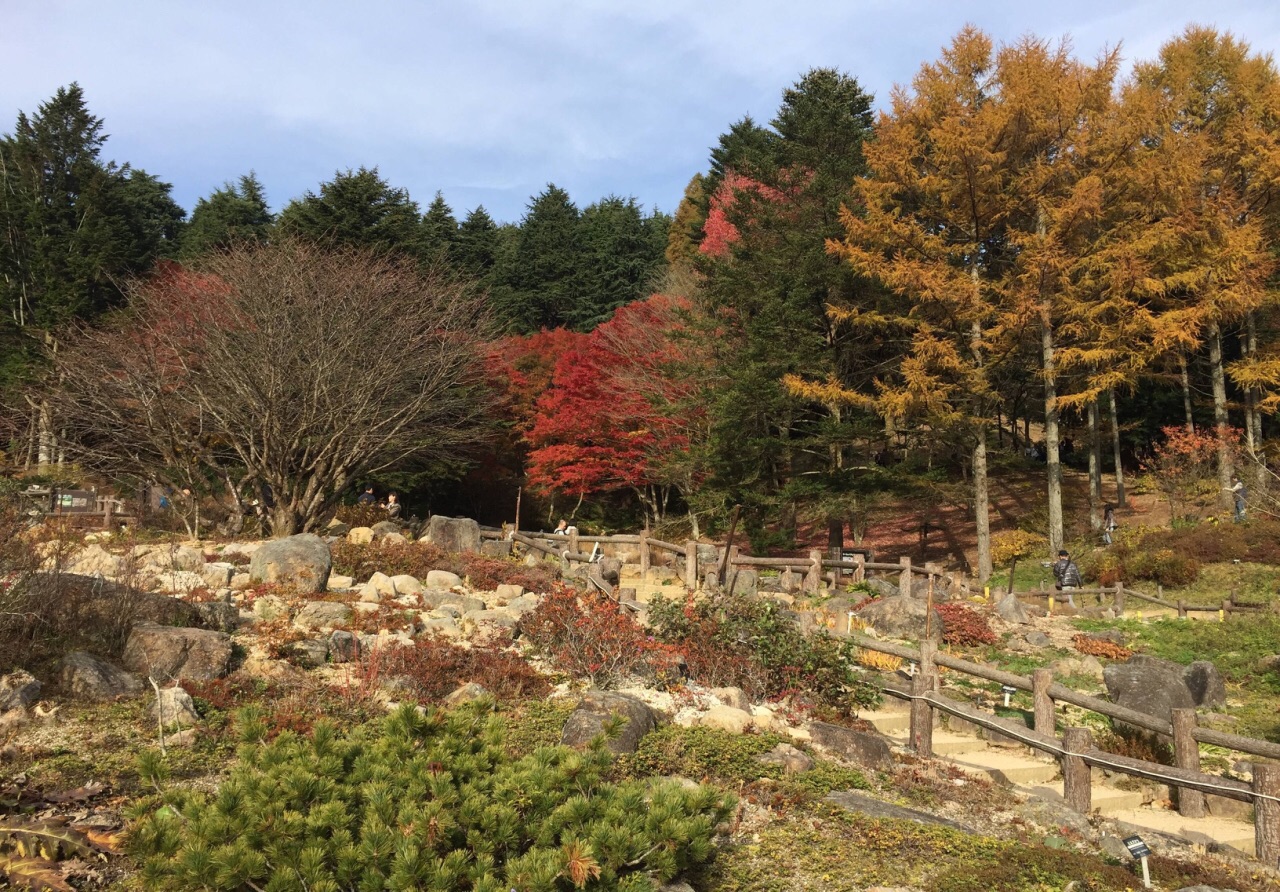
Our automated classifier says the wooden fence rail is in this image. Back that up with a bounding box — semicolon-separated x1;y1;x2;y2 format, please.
853;635;1280;865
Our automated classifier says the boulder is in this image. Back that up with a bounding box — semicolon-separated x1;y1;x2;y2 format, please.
443;682;489;706
712;686;750;711
288;638;330;668
327;574;355;591
1104;654;1195;729
1184;661;1226;709
325;519;350;537
358;583;382;603
427;591;484;612
0;670;41;712
390;574;424;596
995;594;1031;624
480;539;513;558
697;705;752;734
122;623;234;682
329;630;360;663
156;570;208;594
864;577;900;599
201;562;236;590
367;572;397;599
856;596;941;641
494;583;524;602
461;609;518;644
249;534;331;593
293;601;353;631
419;515;481;553
67;544;122;578
196;601;239;633
371;521;401;539
253;594;289;622
1024;630;1051;647
418;616;462;639
561;691;657;754
1050;655;1105;682
348;527;374;545
757;742;814;774
426;570;463;590
152;686;200;729
725;567;758;598
505;595;540;615
230;572;252;590
166;545;206;572
827;790;976;833
59;651;144;700
807;721;893;770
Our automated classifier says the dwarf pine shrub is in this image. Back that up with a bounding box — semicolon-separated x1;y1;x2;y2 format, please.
129;701;732;892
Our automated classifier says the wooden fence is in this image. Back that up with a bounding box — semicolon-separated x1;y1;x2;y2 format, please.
1003;581;1271;620
851;633;1280;865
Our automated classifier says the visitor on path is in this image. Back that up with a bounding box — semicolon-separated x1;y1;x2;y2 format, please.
1102;504;1117;546
357;485;376;506
1053;549;1082;608
1227;475;1247;522
553;519;569;535
384;492;402;520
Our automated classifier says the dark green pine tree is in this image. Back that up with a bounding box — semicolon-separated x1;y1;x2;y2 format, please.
706;115;779;196
491;184;583;333
277;166;422;257
0;83;184;384
419;191;458;264
181;172;274;258
570;196;666;330
453;205;499;281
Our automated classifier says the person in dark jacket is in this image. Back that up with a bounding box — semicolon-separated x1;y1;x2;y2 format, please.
1052;549;1082;607
357;485;376;506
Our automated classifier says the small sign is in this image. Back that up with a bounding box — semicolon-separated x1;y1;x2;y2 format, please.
55;490;96;514
1122;836;1151;859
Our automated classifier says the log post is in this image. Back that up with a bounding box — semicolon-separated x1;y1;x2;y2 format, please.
1113;582;1125;615
567;527;579;555
1221;598;1230;622
1032;669;1055;736
1256;762;1280;868
685;540;699;591
1178;599;1187;619
726;545;741;594
103;499;113;531
854;553;865;583
1171;708;1205;818
805;549;823;594
638;530;650;581
899;556;912;596
910;640;937;757
1062;727;1093;814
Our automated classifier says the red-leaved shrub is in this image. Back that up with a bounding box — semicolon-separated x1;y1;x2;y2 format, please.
935;603;997;647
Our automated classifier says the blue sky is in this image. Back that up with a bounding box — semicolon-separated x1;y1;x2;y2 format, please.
3;1;1279;224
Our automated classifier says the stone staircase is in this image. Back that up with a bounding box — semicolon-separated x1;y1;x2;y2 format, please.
860;702;1258;855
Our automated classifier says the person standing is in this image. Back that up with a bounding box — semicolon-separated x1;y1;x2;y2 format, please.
1102;504;1117;545
357;485;376;506
1228;475;1247;522
1053;549;1082;608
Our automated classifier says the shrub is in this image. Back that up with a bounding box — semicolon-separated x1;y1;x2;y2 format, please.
344;637;551;703
624;725;785;785
330;503;387;528
330;540;558;593
990;529;1048;567
1095;727;1174;766
1125;548;1200;587
1072;634;1132;661
927;844;1140;891
521;585;666;689
130;702;734;891
934;603;997;647
647;594;880;713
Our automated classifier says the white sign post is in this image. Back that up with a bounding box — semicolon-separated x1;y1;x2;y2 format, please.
1123;835;1152;888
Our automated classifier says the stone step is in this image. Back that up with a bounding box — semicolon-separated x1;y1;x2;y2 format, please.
885;730;990;757
1105;805;1257;856
860;707;912;735
945;748;1061;785
1025;782;1147;816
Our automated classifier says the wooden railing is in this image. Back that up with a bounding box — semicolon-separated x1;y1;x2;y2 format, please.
851;634;1280;865
1002;581;1270;620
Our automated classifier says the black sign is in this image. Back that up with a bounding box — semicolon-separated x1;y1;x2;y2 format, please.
55;490;95;514
1000;684;1018;694
1122;836;1151;859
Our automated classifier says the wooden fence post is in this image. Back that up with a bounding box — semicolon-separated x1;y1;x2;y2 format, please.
1221;598;1230;622
854;553;865;583
1178;599;1187;619
899;556;912;596
910;640;937;758
1256;762;1280;867
1032;669;1055;736
567;527;579;556
1062;727;1093;814
805;550;823;594
1113;582;1125;615
1171;708;1205;818
685;540;698;591
638;530;650;580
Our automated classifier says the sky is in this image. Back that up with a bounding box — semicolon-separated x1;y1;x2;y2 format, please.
3;1;1280;225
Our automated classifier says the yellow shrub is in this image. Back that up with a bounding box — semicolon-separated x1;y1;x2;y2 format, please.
856;649;903;672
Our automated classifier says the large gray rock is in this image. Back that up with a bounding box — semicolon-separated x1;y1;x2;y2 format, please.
757;742;814;774
480;539;512;558
856;596;941;641
152;686;200;729
249;534;332;593
995;594;1031;625
293;601;353;631
864;577;900;599
370;521;401;540
67;544;123;578
807;721;894;770
420;515;481;553
1184;661;1226;709
59;651;144;700
0;670;41;712
561;691;657;754
1104;655;1195;729
426;570;462;590
201;562;236;590
725;567;758;598
827;790;976;833
122;622;234;682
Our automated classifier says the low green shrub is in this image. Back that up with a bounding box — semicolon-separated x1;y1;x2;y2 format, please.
130;702;733;892
623;725;785;785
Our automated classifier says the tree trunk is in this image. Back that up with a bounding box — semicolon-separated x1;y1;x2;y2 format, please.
1247;313;1266;495
271;504;301;538
1208;323;1234;507
1179;351;1195;434
1088;398;1102;531
37;399;53;466
1109;387;1126;508
974;423;992;583
1041;306;1064;553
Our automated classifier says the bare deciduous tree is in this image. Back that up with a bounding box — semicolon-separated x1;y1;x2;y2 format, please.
51;239;495;535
